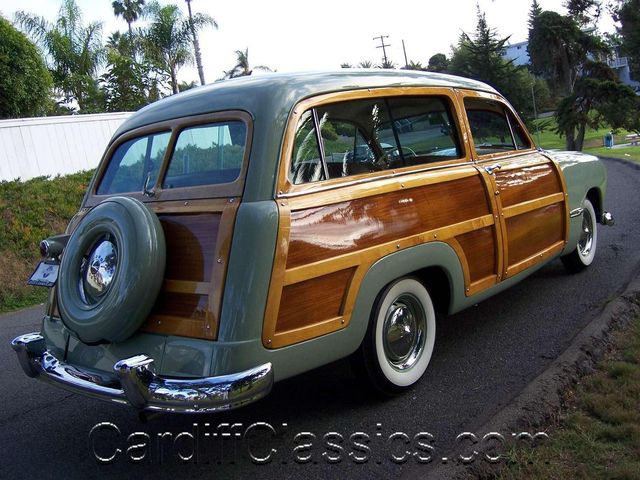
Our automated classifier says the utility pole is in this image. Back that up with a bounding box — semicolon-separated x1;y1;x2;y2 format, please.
185;0;206;85
402;39;408;68
373;35;391;66
531;83;541;145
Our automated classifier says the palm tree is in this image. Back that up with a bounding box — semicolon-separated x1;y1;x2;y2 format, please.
142;0;215;94
224;48;272;79
112;0;145;38
185;0;217;86
358;60;374;68
15;0;105;111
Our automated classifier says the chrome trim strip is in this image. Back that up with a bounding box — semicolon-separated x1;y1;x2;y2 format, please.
11;333;274;413
569;207;584;218
278;161;474;199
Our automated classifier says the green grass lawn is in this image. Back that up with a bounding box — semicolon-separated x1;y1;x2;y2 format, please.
496;317;640;479
531;118;640;162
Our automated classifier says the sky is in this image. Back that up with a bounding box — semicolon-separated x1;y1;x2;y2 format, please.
1;0;617;85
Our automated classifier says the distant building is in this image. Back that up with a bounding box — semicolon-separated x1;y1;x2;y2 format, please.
504;41;530;66
607;52;640;94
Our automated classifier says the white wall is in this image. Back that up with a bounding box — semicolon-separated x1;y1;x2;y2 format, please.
0;112;131;182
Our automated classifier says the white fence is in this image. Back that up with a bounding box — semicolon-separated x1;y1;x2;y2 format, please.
0;112;132;182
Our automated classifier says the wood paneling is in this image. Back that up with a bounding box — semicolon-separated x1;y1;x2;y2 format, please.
287;175;490;269
456;227;497;282
494;162;562;208
140;205;238;340
506;203;564;267
276;268;355;334
264;169;497;348
160;214;219;282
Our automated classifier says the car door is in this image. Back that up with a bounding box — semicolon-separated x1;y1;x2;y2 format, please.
458;91;569;281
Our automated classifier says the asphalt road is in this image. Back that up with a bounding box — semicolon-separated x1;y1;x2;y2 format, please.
1;157;639;479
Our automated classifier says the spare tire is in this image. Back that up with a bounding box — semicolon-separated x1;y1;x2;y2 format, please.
57;196;166;344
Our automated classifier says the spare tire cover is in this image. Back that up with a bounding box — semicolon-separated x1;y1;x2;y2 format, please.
57;196;166;344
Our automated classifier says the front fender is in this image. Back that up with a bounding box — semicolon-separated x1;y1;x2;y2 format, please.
543;150;608;254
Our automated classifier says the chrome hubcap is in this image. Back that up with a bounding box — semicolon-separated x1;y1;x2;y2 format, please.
82;239;117;302
578;208;593;257
382;294;426;371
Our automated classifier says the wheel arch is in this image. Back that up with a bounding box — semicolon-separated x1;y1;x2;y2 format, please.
346;241;464;353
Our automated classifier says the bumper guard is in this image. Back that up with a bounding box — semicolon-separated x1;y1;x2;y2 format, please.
11;332;273;413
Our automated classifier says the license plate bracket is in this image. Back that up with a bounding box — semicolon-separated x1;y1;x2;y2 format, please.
27;262;59;287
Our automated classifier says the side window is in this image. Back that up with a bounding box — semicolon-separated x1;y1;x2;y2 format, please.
387;96;462;164
97;131;170;195
315;98;396;178
163;121;246;189
290;111;324;185
464;98;531;155
287;94;465;186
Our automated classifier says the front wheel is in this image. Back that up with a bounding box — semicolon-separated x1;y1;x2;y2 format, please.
561;198;598;273
353;277;436;395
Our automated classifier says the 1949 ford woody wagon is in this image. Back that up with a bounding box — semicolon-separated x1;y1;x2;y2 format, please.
12;71;614;413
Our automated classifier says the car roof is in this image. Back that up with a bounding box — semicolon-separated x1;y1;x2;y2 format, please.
113;70;497;137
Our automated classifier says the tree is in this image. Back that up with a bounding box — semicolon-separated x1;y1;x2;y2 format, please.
556;60;639;149
141;1;215;94
379;59;396;69
112;0;145;38
612;0;640;80
528;0;542;30
564;0;601;26
223;48;272;78
528;10;607;96
15;0;105;112
100;32;163;111
0;16;52;118
427;53;449;72
185;0;217;86
404;60;427;71
448;7;538;117
530;8;638;149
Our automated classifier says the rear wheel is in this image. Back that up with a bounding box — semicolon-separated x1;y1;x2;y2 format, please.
562;198;597;273
353;277;436;395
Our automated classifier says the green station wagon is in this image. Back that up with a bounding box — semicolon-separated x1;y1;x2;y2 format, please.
12;71;613;413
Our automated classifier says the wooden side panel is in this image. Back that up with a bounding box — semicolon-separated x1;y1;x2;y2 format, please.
276;268;354;334
456;227;496;282
287;175;490;269
506;204;564;267
139;203;238;340
483;155;568;278
494;162;562;208
161;214;219;282
265;170;498;348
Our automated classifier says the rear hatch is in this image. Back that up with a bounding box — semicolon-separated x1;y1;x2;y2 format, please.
60;111;252;340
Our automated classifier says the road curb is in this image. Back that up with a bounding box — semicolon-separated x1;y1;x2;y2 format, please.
427;269;640;479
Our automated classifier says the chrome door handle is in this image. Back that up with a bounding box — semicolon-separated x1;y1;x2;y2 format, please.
484;164;501;175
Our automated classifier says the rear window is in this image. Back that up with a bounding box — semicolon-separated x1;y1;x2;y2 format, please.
97;120;247;195
97;132;170;195
163;121;246;189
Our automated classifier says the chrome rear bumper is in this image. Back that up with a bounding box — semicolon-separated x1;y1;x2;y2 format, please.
11;332;273;413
